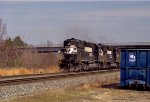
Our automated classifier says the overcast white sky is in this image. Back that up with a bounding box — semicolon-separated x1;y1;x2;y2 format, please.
0;1;150;45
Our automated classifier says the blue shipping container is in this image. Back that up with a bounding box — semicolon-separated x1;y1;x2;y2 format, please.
120;48;150;88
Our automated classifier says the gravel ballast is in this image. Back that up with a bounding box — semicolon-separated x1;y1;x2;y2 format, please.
0;71;119;101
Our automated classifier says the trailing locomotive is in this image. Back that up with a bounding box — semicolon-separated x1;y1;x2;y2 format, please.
99;45;120;69
58;38;119;72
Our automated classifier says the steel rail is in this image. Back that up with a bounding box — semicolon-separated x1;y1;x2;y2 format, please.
0;69;119;86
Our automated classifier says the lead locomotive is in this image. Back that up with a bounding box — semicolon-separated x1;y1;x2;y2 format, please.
58;38;119;72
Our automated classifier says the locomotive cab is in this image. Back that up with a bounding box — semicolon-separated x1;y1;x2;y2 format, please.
58;38;80;71
64;39;78;62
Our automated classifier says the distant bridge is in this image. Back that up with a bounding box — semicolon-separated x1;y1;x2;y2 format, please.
17;47;63;53
13;44;150;54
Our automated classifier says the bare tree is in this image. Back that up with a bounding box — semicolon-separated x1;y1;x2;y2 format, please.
0;18;7;68
0;18;6;43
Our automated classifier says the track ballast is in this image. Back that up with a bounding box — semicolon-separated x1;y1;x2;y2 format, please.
0;69;119;86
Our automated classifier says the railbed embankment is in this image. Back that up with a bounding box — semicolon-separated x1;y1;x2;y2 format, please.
0;70;119;101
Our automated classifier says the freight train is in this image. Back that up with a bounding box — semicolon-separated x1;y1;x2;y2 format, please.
58;38;120;72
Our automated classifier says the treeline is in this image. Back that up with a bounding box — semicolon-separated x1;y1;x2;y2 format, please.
0;19;57;69
0;36;27;68
1;37;57;69
5;36;28;48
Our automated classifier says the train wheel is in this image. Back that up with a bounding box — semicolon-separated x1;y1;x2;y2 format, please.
97;63;101;70
106;63;111;70
60;67;68;73
84;64;88;71
103;64;107;70
68;64;75;72
100;63;103;70
117;62;120;69
77;65;83;72
80;64;84;72
72;65;77;72
70;65;77;72
60;68;64;72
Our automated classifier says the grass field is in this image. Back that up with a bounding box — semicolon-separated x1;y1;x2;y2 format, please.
0;66;60;76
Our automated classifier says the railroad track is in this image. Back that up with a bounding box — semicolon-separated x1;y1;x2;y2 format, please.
0;69;119;86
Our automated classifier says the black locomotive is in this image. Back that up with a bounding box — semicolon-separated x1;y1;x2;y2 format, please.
58;38;119;72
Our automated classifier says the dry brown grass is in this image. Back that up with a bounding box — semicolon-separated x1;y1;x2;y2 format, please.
0;66;60;76
75;79;119;90
75;82;100;90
